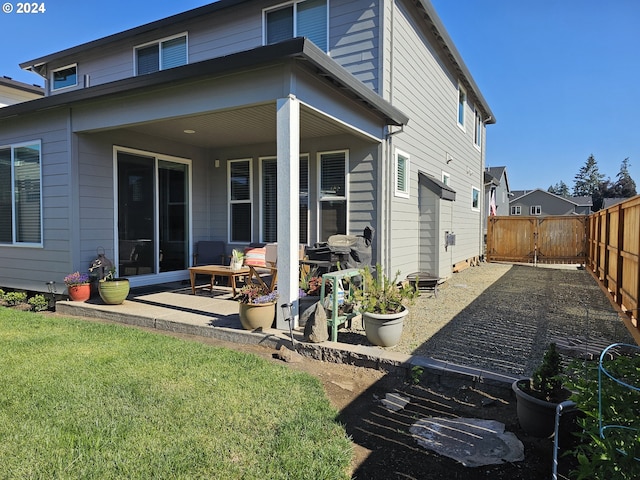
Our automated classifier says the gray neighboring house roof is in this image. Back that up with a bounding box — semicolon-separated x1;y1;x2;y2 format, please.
509;189;593;210
602;197;626;209
484;166;509;189
0;76;43;96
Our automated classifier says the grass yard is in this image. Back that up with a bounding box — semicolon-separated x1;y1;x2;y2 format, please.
0;308;351;479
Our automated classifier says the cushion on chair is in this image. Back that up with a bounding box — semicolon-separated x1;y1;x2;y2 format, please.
243;246;266;267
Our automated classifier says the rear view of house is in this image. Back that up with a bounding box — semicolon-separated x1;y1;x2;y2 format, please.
0;0;494;322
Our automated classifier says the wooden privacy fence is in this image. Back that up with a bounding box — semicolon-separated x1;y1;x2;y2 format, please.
588;196;640;329
486;215;588;264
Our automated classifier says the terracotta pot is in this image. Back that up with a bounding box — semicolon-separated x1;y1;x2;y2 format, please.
363;308;408;347
67;283;91;302
239;302;276;330
98;279;130;305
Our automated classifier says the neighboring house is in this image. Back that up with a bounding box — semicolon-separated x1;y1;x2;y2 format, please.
0;76;43;107
0;0;494;326
483;166;511;229
509;189;592;216
601;197;626;209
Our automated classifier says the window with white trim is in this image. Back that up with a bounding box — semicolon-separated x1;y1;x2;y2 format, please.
0;141;42;245
135;34;187;75
264;0;327;51
318;150;347;241
511;205;521;215
394;149;410;198
457;84;466;128
228;159;252;242
51;64;77;91
530;205;541;216
471;186;480;211
474;109;482;148
442;171;451;186
260;155;309;244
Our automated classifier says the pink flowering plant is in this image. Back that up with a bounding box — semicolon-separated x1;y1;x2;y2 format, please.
236;283;278;304
64;271;90;286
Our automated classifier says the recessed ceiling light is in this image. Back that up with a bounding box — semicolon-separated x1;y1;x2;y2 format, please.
183;129;196;134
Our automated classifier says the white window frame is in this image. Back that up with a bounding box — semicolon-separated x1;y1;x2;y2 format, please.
457;83;467;130
317;149;348;242
394;149;410;198
228;158;253;244
511;205;521;215
471;186;480;211
51;64;78;91
442;171;451;186
474;109;482;149
530;205;542;216
134;33;188;76
0;140;43;247
263;0;329;52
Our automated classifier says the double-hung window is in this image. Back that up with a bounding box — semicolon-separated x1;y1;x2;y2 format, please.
135;34;187;75
260;155;309;244
530;205;541;216
318;150;347;241
0;141;42;245
228;159;252;243
511;205;521;215
51;64;77;91
394;149;410;198
264;0;328;52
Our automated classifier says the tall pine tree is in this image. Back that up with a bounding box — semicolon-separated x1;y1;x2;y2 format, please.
613;157;637;198
573;154;605;197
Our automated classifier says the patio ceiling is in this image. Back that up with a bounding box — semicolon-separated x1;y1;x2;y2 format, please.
121;102;373;149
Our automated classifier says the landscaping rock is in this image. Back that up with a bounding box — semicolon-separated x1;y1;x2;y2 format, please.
304;301;328;343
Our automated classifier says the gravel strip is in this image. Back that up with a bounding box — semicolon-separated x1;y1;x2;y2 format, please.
342;262;634;376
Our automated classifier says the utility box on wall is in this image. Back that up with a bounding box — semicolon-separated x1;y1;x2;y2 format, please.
445;231;456;251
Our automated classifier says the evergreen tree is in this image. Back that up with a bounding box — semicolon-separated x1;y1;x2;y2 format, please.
573;154;605;197
613;157;637;198
548;181;570;197
592;178;615;211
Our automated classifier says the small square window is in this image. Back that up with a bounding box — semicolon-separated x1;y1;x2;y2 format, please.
471;187;480;210
511;205;521;215
52;64;77;90
530;205;541;216
442;172;450;186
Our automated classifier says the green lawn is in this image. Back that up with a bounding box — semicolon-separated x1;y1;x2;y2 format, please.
0;308;351;479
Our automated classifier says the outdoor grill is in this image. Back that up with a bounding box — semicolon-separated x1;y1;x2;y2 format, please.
306;226;374;270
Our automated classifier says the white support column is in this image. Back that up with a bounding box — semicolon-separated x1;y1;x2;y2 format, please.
275;95;300;329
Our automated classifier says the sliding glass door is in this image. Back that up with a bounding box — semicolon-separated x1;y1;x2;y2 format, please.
116;150;190;277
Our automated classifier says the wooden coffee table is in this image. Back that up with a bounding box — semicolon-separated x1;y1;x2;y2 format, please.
189;265;250;296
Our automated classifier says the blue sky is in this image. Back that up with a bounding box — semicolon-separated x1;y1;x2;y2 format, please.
1;0;638;192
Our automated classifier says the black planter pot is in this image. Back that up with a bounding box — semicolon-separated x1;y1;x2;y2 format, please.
512;379;571;438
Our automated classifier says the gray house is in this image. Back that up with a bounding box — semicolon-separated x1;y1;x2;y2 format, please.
509;189;592;216
0;0;494;326
0;76;43;107
483;166;510;231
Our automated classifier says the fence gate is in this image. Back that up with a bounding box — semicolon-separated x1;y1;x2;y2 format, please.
486;216;588;264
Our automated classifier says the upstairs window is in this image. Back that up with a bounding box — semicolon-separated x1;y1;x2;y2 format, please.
0;141;42;245
474;109;482;148
135;34;187;75
265;0;327;52
530;205;541;216
394;149;410;198
51;64;77;90
457;84;466;128
511;205;521;215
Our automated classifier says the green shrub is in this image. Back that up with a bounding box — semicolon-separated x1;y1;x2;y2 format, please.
4;291;27;306
28;294;49;312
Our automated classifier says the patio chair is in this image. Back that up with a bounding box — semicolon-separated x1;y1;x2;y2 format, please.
193;240;227;266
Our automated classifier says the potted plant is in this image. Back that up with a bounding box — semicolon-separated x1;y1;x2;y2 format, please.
97;267;130;305
298;267;322;324
64;271;91;302
230;249;244;271
512;342;571;437
355;264;418;347
235;283;278;330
